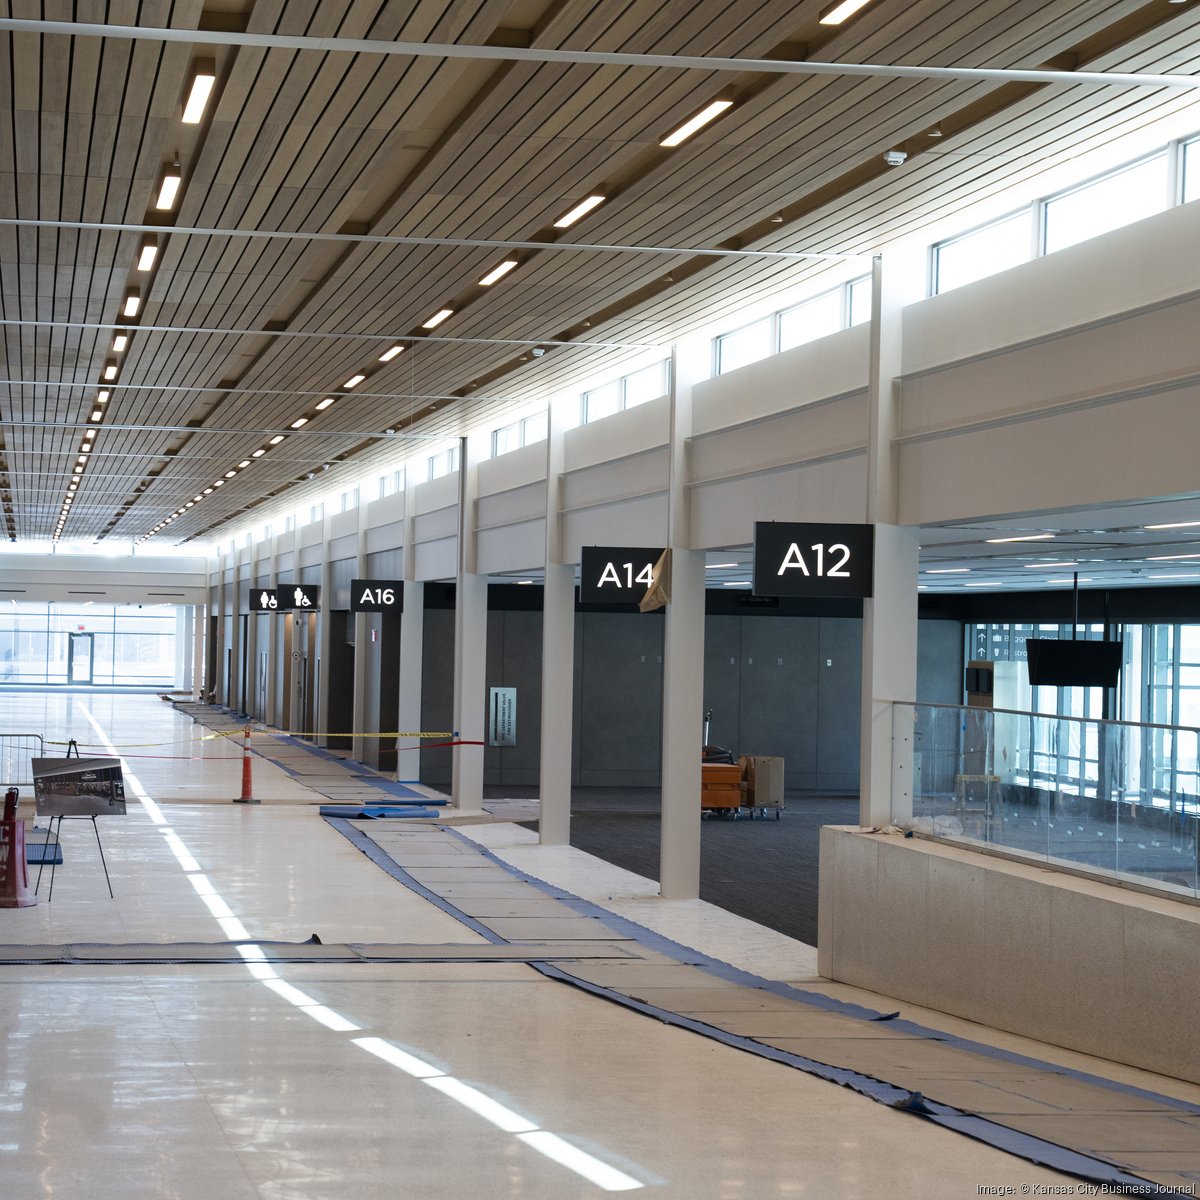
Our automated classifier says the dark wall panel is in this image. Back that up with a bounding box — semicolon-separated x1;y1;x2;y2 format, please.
816;617;863;792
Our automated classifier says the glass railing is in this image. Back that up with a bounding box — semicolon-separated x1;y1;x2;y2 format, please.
894;702;1200;900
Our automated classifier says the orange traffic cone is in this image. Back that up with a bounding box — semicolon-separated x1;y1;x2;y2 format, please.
233;725;259;804
1;788;37;908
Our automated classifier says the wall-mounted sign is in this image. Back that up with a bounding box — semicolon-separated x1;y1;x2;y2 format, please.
350;579;404;614
579;546;666;606
279;584;320;611
251;588;279;612
752;522;875;599
489;687;517;747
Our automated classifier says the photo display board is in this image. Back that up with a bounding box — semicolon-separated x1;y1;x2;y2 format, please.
752;522;875;599
32;757;127;818
579;546;665;606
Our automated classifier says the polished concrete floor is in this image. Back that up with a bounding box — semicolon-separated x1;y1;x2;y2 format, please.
0;691;1186;1198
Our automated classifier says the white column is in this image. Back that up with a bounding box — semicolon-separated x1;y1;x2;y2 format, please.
229;549;244;713
659;339;708;900
190;601;204;700
539;390;575;845
396;581;424;782
350;501;370;763
859;249;924;828
451;434;488;813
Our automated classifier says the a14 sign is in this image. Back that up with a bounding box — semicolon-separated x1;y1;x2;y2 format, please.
579;546;664;606
752;522;874;599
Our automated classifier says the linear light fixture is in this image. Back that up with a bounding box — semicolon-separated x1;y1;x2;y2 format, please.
985;533;1054;544
1149;572;1200;579
1025;561;1077;568
182;59;217;124
112;334;128;353
1147;552;1200;561
291;417;308;429
926;567;969;574
343;374;365;388
553;194;605;228
90;410;103;422
705;562;740;569
122;290;141;317
478;260;518;286
136;236;158;271
315;397;335;411
224;469;237;479
238;460;251;469
422;309;453;330
1048;577;1094;584
103;361;118;381
1145;519;1200;530
269;434;285;445
660;99;734;148
819;0;875;25
378;345;405;362
251;448;265;458
155;164;182;211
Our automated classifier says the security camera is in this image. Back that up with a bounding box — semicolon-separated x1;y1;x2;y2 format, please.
531;347;545;357
883;149;907;167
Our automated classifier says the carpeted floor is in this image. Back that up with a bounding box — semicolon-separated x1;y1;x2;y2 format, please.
505;787;859;947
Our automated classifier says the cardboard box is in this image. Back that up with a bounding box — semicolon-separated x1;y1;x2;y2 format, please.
739;755;784;810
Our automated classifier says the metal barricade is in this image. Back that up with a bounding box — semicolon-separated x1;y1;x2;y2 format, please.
0;733;45;789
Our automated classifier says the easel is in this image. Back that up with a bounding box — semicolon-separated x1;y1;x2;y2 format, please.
34;740;114;902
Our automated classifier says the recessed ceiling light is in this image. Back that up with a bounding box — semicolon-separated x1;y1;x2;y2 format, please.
84;429;95;439
77;455;87;464
238;460;251;469
97;390;109;403
112;334;128;352
705;562;740;569
269;435;285;445
103;362;118;381
315;397;335;410
203;487;213;494
291;417;308;429
213;479;224;487
1145;519;1200;530
660;99;734;148
1024;561;1077;568
478;260;518;287
122;290;141;317
74;465;83;474
379;345;405;362
1147;552;1200;561
926;567;969;574
224;469;237;478
155;164;182;211
422;309;453;330
90;411;102;422
1149;572;1200;579
182;59;217;124
985;533;1054;544
723;581;753;587
185;501;194;508
251;449;266;458
553;195;606;228
515;579;534;585
343;374;365;388
963;581;1002;587
819;0;874;25
136;236;158;272
193;495;202;502
1048;577;1094;584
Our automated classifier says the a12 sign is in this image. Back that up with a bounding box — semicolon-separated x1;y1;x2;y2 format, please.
579;546;665;606
350;579;404;613
752;522;875;599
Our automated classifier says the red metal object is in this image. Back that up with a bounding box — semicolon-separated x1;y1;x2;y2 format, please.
0;788;36;907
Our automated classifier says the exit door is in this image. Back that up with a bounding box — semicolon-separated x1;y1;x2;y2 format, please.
68;632;95;684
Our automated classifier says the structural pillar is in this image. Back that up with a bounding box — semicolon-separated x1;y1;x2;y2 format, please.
659;339;707;899
396;581;424;782
539;390;576;845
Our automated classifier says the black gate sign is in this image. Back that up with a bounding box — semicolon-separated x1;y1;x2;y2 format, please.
752;522;874;598
350;579;404;613
579;546;665;606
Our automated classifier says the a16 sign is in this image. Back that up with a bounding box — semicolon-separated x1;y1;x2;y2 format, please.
350;579;404;613
579;546;665;606
752;522;874;599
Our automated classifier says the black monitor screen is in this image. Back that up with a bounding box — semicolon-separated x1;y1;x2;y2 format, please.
1026;638;1123;688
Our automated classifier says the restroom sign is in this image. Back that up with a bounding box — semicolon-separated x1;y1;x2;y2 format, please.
579;546;665;606
752;522;874;599
251;588;279;612
350;579;404;613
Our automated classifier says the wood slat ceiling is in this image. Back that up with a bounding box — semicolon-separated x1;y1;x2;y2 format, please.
0;0;1197;548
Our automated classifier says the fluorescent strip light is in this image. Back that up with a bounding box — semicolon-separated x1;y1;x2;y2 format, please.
315;397;335;410
553;194;605;228
203;487;213;495
224;470;237;479
1145;519;1200;530
112;334;128;352
291;418;308;429
423;1077;537;1134
343;374;365;388
1148;553;1200;561
136;237;158;271
238;459;251;469
478;260;518;286
379;345;405;362
516;580;534;585
77;456;87;465
251;449;265;458
1048;577;1094;583
985;533;1054;544
515;1132;643;1192
1149;573;1200;580
182;59;217;124
660;100;734;147
705;562;739;569
723;581;752;587
1024;562;1077;568
213;479;224;487
422;309;453;329
90;411;102;422
963;582;1002;587
819;0;874;25
269;435;285;445
155;167;182;211
103;362;118;380
97;390;109;403
352;1038;444;1078
926;568;968;574
122;291;141;317
84;429;96;439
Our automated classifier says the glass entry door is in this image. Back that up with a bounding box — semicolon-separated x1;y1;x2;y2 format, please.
68;632;95;684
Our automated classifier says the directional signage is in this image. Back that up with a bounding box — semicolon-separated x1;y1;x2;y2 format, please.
579;545;665;606
752;522;874;599
251;588;280;612
350;579;404;614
